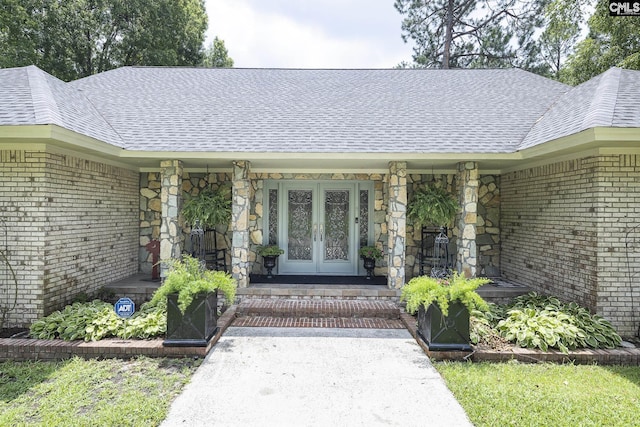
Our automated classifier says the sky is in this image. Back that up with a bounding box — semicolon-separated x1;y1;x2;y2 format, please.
204;0;414;69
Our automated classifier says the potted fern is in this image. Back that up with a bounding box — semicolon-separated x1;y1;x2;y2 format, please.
181;185;232;229
407;184;460;228
257;245;284;278
401;272;490;351
151;255;237;347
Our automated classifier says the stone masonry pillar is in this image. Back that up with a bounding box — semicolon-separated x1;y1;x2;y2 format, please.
456;161;478;277
160;160;183;277
387;161;407;289
231;160;251;287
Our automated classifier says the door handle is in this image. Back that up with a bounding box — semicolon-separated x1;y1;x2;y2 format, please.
313;224;317;241
320;224;324;242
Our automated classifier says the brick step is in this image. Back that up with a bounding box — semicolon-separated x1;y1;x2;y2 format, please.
233;316;405;329
236;299;400;319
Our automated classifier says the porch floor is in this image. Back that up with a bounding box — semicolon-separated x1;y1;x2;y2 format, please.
105;273;531;305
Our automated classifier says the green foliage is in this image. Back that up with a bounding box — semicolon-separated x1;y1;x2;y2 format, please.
561;0;640;84
181;186;232;229
202;36;234;68
394;0;544;70
358;246;383;260
0;357;200;426
435;362;640;427
494;292;622;353
407;184;460;227
0;0;208;81
401;272;490;317
538;0;586;78
150;255;237;313
29;300;167;341
257;245;285;256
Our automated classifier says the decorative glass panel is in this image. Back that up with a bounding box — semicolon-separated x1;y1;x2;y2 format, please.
324;190;349;261
268;189;278;245
287;190;312;260
359;189;369;247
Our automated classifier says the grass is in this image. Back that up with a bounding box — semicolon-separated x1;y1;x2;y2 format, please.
434;361;640;427
0;356;200;426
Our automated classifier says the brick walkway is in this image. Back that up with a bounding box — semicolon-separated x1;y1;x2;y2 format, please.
234;299;404;329
234;316;405;329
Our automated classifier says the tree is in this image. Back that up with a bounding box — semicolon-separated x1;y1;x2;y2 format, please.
561;0;640;85
0;0;208;81
394;0;545;70
537;0;585;79
202;36;234;68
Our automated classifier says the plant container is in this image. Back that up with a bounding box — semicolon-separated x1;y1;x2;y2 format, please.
417;302;471;351
362;257;376;279
263;255;278;278
163;292;218;347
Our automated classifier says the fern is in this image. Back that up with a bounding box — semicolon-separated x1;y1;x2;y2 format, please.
401;272;490;316
150;255;237;313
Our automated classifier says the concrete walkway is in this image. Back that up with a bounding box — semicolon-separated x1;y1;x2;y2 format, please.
161;327;473;427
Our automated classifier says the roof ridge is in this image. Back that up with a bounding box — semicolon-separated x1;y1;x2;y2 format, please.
582;67;621;128
518;83;572;150
26;66;63;125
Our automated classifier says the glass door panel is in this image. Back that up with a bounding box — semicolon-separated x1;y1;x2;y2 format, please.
287;189;313;261
318;186;354;274
277;182;359;275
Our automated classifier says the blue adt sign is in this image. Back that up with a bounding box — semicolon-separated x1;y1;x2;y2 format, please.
114;297;135;318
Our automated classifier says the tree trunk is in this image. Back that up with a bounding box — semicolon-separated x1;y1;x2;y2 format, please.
443;0;454;69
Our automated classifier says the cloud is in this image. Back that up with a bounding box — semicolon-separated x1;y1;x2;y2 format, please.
205;0;412;68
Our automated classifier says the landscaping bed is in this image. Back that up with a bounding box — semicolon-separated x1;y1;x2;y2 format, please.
401;291;640;365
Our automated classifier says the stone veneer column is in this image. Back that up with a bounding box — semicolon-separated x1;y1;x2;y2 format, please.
456;161;478;277
387;161;407;289
231;161;251;287
160;160;183;277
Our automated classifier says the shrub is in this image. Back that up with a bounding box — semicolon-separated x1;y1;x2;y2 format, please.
494;292;622;353
29;300;166;341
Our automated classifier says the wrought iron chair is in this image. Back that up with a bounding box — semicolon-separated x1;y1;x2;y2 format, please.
189;225;228;272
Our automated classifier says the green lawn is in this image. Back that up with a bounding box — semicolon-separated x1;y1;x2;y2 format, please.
0;356;200;426
434;361;640;427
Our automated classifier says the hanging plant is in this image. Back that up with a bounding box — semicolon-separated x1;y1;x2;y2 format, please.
407;184;460;227
181;185;232;229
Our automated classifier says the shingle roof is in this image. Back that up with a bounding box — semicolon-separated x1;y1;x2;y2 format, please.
520;68;640;150
0;66;124;146
1;65;638;155
67;67;569;153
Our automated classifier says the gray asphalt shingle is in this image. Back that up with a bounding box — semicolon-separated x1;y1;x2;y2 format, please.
68;67;569;153
1;65;638;153
520;68;640;150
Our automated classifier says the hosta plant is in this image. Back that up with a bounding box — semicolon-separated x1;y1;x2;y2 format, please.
495;292;622;353
29;300;167;341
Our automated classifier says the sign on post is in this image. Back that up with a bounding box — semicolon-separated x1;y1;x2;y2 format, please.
114;297;135;318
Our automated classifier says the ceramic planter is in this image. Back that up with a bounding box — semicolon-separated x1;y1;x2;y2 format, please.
417;301;471;351
163;292;218;347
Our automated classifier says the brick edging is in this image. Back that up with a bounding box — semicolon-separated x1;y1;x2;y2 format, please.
399;310;640;365
0;305;238;361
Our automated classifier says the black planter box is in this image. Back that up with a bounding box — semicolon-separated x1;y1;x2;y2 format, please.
163;292;218;347
417;302;471;351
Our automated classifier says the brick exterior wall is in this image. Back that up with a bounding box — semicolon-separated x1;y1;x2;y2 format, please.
501;155;640;337
0;149;138;327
